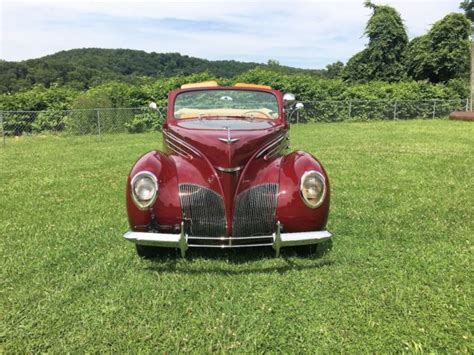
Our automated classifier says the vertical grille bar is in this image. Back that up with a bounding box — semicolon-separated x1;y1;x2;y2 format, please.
232;183;279;238
179;184;226;237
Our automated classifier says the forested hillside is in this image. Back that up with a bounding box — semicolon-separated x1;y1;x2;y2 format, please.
0;48;324;94
0;2;471;109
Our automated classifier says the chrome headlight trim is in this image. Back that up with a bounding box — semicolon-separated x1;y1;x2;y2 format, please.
300;170;326;209
131;171;158;210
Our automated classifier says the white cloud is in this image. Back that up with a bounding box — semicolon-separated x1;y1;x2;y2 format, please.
0;0;463;68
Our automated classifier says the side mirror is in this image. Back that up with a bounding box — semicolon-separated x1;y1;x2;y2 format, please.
149;102;158;110
283;93;296;108
287;101;304;123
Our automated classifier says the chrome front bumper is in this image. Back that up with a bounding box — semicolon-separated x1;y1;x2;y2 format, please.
123;222;332;257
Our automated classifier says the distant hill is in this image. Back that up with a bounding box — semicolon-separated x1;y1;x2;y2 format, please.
0;48;325;93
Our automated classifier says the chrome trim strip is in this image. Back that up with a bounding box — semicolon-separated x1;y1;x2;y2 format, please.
189;243;273;248
264;139;288;159
164;139;192;159
167;147;188;159
163;131;202;157
256;134;287;158
215;166;242;173
187;235;272;240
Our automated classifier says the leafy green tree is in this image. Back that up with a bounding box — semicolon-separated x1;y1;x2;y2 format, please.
460;0;474;22
267;59;281;67
325;61;345;79
404;36;433;81
406;13;471;82
343;1;408;82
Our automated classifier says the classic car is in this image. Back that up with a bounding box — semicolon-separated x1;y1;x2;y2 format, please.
123;81;331;258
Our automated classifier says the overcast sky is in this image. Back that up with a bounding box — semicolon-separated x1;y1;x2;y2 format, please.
0;0;462;68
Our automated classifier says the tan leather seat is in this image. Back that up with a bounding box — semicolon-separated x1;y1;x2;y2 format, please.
175;108;274;119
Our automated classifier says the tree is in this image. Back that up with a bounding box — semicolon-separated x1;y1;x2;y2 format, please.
0;49;264;94
343;1;408;82
267;59;281;67
460;0;474;22
406;13;471;82
326;61;345;79
460;0;473;110
404;36;433;81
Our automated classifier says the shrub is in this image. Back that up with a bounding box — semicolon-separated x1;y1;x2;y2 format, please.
1;69;469;135
125;111;163;133
31;111;67;133
63;110;99;136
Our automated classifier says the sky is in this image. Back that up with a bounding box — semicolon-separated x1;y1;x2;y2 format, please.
0;0;463;69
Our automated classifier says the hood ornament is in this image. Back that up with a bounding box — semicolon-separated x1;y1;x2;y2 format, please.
218;127;239;144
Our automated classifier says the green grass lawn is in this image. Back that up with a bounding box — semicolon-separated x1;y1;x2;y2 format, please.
1;120;473;352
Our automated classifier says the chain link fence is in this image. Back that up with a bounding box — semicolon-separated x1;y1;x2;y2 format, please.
0;99;469;147
288;99;468;123
0;107;167;142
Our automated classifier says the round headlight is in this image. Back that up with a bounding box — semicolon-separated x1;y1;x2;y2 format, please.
300;170;326;208
131;171;158;209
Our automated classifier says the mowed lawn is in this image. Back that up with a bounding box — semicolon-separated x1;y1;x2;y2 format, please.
1;120;473;352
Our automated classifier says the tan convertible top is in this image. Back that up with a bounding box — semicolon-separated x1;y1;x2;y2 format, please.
180;81;272;90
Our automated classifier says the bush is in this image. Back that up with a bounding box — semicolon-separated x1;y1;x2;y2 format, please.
0;68;469;135
125;111;163;133
0;85;79;135
63;110;99;135
32;111;67;133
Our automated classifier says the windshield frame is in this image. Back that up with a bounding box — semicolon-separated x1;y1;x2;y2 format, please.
170;87;282;122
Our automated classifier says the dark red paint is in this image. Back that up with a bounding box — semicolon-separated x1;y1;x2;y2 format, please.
126;86;330;235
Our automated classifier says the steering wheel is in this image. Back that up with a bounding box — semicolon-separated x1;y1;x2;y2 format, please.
242;110;272;118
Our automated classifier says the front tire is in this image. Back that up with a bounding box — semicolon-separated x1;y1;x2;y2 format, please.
135;244;165;259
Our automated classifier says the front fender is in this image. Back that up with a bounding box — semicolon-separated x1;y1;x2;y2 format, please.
126;151;181;231
276;151;330;232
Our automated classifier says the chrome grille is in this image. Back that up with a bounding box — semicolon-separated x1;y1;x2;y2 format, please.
179;184;226;237
232;183;279;238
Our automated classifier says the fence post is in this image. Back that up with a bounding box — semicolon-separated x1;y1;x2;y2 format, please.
0;112;5;147
432;100;436;119
97;109;101;140
348;101;352;119
393;102;398;120
466;98;469;112
296;110;300;124
158;107;164;122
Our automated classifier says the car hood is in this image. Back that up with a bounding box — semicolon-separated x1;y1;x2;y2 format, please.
166;119;286;170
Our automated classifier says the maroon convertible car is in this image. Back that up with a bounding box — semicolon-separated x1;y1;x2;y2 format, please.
124;81;331;258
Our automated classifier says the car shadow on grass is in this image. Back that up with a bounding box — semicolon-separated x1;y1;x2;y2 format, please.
143;241;333;275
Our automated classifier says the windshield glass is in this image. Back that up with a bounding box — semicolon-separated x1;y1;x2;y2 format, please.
174;90;279;119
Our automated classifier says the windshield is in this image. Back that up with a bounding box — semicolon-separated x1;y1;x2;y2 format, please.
174;90;279;119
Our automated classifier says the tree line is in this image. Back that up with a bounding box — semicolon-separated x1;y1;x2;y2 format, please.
0;1;471;105
0;49;325;94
